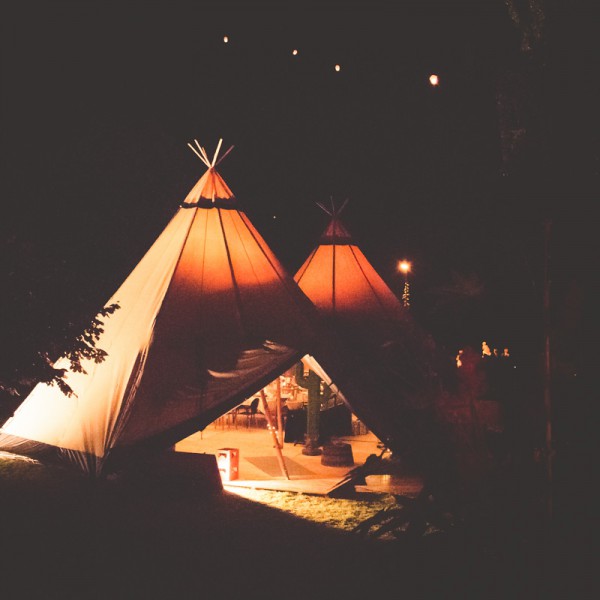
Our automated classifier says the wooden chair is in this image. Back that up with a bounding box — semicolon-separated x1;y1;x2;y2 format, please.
233;397;260;428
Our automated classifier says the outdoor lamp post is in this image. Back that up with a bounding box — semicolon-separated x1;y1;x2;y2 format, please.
398;260;411;308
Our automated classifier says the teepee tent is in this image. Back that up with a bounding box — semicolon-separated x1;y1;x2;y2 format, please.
0;141;336;475
295;200;410;347
295;201;441;429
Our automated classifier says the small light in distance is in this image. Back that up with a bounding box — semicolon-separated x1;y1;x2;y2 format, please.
334;64;341;72
223;35;229;43
429;74;439;86
292;49;298;56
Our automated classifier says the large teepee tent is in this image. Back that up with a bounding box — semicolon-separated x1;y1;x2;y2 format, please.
0;141;341;475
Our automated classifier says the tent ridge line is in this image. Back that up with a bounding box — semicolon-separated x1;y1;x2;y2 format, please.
331;243;337;314
294;247;318;283
347;245;400;315
216;208;247;336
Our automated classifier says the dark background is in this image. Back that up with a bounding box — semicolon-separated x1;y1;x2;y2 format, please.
2;1;598;369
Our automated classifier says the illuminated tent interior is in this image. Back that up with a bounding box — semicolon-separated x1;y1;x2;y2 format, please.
0;142;407;476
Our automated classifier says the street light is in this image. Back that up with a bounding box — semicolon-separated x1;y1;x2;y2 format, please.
398;260;411;308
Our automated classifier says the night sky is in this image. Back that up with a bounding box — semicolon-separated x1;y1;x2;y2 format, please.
2;1;598;365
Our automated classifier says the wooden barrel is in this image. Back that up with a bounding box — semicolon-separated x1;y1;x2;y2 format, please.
321;442;354;467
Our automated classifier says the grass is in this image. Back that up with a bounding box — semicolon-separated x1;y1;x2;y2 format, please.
0;452;588;599
231;487;397;532
0;453;423;599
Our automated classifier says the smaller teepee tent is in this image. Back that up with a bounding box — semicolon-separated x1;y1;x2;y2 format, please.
295;201;442;447
295;200;410;347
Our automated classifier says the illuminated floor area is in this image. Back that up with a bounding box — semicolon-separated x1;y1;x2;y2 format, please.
175;419;423;496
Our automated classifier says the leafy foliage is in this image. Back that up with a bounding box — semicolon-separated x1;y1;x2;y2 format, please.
46;303;120;397
0;232;119;410
1;303;120;401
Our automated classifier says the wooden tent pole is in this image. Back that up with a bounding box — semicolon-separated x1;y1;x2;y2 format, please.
214;145;235;167
211;138;223;166
260;390;290;480
187;142;209;166
276;377;284;446
191;140;211;167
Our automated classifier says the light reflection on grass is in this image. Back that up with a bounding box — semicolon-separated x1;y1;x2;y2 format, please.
228;486;396;532
0;452;398;535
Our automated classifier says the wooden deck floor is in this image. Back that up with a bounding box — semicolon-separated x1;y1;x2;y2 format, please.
175;420;423;496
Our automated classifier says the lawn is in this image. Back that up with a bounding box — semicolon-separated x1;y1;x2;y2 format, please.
0;452;590;599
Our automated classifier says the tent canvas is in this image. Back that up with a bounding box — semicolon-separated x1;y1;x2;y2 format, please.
0;142;330;475
295;202;442;445
0;144;437;476
294;200;410;347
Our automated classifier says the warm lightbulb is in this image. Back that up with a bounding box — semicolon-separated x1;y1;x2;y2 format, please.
223;35;229;43
398;260;411;274
292;49;298;56
334;64;341;72
429;74;439;86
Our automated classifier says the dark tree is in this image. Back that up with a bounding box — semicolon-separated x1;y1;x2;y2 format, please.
0;232;118;418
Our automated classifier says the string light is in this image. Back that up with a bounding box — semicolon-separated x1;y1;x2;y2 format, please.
218;36;447;90
402;282;410;308
398;260;411;308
